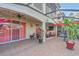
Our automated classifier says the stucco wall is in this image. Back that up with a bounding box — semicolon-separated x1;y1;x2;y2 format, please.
26;18;36;39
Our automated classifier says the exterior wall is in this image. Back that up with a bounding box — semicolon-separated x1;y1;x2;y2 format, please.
46;23;56;38
26;16;42;39
0;6;42;43
26;19;36;39
0;18;26;44
0;8;26;44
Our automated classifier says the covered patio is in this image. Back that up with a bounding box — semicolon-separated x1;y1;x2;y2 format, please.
0;3;79;56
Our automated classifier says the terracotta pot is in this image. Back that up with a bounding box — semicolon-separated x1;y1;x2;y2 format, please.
66;41;75;49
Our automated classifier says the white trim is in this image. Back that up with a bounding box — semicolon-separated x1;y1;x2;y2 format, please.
43;3;46;14
0;38;26;44
0;17;26;23
0;23;10;24
10;22;12;42
19;21;21;41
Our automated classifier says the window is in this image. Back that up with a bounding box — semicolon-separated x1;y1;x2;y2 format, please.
48;26;54;30
0;24;3;30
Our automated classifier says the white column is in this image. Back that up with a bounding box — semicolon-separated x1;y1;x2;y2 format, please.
42;22;46;42
10;21;12;42
42;3;46;42
43;3;46;14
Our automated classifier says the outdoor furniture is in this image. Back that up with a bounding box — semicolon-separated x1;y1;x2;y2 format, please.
30;33;35;40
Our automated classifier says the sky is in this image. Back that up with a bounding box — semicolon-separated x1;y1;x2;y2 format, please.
60;3;79;16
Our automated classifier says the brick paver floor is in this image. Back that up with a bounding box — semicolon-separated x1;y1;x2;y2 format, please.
0;37;79;56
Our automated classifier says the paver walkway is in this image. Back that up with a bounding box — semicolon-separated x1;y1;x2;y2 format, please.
0;37;79;56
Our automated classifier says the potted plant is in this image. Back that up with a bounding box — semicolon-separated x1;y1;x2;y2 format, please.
63;18;79;50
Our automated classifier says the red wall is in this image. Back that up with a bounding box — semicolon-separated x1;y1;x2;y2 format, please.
0;18;26;43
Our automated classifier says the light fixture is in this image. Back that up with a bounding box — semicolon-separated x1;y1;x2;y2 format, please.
17;14;22;19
